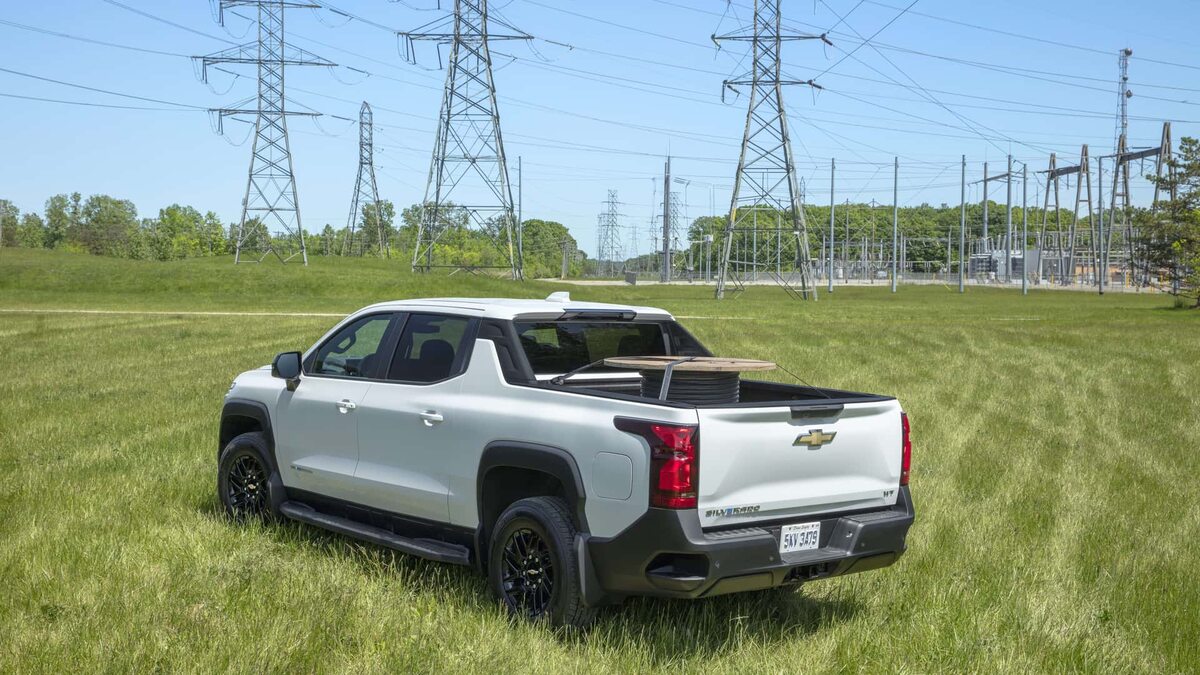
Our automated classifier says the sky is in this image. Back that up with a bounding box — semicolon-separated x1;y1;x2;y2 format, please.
1;0;1198;259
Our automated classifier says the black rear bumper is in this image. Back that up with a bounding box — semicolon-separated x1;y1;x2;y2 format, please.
580;486;914;605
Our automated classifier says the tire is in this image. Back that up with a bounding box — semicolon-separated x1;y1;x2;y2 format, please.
488;496;595;629
217;431;283;520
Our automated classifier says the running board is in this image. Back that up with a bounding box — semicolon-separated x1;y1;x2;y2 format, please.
279;501;470;565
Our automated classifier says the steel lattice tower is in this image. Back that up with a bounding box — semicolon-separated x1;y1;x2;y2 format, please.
714;0;825;300
342;101;386;257
198;0;333;264
401;0;528;280
596;190;623;277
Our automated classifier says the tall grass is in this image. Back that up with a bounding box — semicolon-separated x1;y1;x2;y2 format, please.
1;250;1197;672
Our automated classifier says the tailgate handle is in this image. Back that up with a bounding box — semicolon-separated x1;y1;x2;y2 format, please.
790;404;844;419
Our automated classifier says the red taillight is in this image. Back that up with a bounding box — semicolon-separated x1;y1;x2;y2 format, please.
900;412;911;486
615;418;699;509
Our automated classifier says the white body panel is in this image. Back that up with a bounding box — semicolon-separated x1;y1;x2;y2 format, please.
442;340;696;537
695;400;903;528
352;376;465;522
272;375;372;500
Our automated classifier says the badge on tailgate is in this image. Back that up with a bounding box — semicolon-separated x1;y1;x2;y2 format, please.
794;429;836;449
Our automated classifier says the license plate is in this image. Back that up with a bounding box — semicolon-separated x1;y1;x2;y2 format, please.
779;522;821;554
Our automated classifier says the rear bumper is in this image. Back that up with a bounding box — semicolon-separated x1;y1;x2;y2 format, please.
580;486;914;604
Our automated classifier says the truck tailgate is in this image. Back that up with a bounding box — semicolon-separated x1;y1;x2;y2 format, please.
696;399;903;529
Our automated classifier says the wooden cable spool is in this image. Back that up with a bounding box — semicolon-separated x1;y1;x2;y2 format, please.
602;356;777;405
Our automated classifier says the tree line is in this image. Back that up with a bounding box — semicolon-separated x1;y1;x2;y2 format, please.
0;195;584;278
2;137;1195;302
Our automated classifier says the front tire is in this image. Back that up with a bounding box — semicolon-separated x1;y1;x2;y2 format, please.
488;497;595;629
217;432;282;520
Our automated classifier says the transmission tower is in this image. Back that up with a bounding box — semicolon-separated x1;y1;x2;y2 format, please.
596;190;623;277
669;188;684;273
713;0;827;300
342;102;386;257
198;0;334;265
1066;145;1096;287
401;0;528;280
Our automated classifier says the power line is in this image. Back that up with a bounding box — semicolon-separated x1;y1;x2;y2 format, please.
813;0;920;80
0;90;198;112
0;65;206;109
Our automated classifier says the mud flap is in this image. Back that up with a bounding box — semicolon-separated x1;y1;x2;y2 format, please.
575;533;611;607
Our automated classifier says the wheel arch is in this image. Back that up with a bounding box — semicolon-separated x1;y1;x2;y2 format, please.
475;442;589;570
219;399;276;466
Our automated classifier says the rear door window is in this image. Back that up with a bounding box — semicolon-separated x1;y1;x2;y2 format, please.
512;321;670;375
387;314;476;383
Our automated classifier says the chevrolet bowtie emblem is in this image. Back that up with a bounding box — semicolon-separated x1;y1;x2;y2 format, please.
795;429;837;448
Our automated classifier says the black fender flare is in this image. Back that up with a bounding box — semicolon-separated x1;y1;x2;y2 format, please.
219;398;277;468
475;442;590;562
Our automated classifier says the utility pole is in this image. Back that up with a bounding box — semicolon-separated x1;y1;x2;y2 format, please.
828;157;835;293
402;0;528;279
1097;155;1106;295
982;161;989;247
1006;154;1013;283
714;0;827;300
891;157;898;293
198;0;333;265
517;155;523;273
662;157;672;283
959;154;966;293
1114;48;1133;154
342;102;384;257
560;239;572;279
1021;162;1028;295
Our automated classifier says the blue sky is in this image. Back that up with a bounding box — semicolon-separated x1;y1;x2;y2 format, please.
1;0;1197;258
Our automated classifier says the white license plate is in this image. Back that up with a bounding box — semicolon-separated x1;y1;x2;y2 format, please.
779;522;821;554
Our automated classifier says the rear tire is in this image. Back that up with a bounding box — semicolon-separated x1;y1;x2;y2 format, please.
217;432;283;520
488;497;595;629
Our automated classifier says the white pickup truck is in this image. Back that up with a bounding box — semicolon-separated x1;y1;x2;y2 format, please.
218;293;914;627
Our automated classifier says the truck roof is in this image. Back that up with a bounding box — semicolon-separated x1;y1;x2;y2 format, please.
362;292;674;321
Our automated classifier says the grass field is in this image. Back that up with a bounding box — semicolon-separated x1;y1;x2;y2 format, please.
1;249;1198;673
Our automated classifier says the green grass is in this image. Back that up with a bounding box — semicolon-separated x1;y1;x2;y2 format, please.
1;249;1198;673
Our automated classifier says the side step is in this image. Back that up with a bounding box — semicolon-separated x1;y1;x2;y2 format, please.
279;501;470;566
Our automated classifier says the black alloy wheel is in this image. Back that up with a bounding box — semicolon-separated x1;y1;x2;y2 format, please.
500;526;557;618
226;453;269;517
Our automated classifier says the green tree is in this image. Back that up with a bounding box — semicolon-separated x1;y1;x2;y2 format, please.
520;218;579;278
1139;136;1200;306
148;204;205;260
16;213;45;248
78;195;139;257
360;200;396;256
44;194;71;249
0;199;18;247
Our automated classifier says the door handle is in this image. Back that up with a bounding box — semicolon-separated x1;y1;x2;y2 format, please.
336;399;357;414
419;410;444;426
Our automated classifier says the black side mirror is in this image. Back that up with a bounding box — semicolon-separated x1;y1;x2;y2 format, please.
272;351;302;390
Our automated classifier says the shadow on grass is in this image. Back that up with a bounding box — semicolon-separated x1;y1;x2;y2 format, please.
198;497;859;661
574;589;860;662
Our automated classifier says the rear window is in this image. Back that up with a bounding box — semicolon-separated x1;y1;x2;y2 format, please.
512;321;707;375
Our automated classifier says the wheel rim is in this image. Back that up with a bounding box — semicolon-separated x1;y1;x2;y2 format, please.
227;454;269;517
500;526;555;618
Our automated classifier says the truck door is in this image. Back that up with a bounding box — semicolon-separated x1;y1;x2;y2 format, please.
273;312;399;500
352;313;477;524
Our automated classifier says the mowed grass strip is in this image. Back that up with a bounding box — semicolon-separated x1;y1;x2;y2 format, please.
1;250;1198;672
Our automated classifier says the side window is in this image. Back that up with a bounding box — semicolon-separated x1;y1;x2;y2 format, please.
388;314;475;383
309;314;395;378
